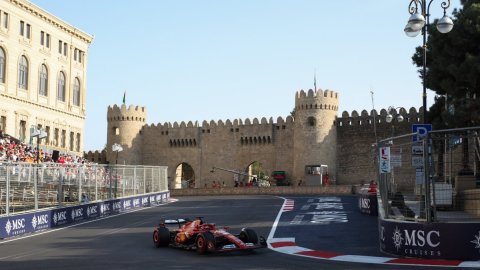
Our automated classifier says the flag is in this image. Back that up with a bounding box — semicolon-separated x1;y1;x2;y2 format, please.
122;91;126;104
314;70;317;91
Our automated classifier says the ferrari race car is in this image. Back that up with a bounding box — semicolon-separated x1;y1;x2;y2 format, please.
152;217;267;254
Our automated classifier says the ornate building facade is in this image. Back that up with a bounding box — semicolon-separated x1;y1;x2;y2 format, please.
0;0;93;155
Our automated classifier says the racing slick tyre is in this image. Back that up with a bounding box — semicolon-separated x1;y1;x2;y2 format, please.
196;232;215;254
153;227;170;248
239;228;258;245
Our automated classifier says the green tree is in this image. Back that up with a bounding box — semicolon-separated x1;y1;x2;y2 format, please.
412;0;480;128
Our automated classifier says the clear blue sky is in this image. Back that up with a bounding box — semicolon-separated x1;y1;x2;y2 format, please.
30;0;462;152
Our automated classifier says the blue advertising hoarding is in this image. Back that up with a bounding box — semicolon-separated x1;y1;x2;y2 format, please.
0;191;170;239
380;218;480;260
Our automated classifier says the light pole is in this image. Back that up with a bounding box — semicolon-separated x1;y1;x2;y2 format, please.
385;107;404;195
404;0;454;124
112;143;123;198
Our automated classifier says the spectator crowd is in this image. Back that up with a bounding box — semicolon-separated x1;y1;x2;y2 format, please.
0;131;90;165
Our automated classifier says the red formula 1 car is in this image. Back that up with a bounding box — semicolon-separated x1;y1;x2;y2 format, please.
152;217;267;254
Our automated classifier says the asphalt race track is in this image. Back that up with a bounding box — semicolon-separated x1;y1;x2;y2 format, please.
0;195;468;270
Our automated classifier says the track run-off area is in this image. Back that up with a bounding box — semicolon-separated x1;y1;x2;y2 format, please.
0;195;478;270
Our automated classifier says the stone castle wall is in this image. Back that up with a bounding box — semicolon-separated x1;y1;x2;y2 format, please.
86;89;423;190
337;107;422;190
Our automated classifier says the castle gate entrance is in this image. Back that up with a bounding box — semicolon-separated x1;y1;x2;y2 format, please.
245;161;266;186
174;163;195;189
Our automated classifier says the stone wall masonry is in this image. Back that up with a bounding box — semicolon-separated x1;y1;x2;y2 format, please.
101;89;426;192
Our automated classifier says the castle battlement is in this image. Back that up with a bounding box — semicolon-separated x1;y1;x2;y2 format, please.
295;89;339;112
337;107;422;127
107;104;147;122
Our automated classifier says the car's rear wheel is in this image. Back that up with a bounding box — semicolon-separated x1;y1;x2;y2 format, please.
196;232;214;254
240;228;258;244
153;227;170;248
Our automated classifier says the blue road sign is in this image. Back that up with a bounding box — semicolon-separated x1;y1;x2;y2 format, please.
412;124;432;142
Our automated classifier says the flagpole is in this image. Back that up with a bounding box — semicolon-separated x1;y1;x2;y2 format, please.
314;68;317;92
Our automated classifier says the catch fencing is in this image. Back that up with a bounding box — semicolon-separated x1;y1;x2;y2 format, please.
376;126;480;260
0;163;168;216
377;126;480;222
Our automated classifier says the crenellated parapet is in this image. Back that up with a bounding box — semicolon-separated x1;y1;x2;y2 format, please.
337;107;422;127
107;104;147;123
295;89;339;112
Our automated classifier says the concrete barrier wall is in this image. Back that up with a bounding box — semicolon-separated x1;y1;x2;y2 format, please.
170;185;354;196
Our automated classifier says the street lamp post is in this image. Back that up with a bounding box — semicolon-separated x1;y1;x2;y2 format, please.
385;107;404;195
30;126;47;210
404;0;454;124
112;143;123;199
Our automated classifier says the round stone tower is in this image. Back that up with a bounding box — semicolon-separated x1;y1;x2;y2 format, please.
293;89;339;185
106;104;147;165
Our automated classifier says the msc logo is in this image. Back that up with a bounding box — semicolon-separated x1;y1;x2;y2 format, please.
142;197;149;206
359;198;370;209
123;200;132;209
393;227;440;251
113;201;122;211
5;218;26;235
101;204;111;215
71;208;84;220
87;205;98;217
53;211;67;225
133;198;140;207
405;230;440;248
32;214;49;230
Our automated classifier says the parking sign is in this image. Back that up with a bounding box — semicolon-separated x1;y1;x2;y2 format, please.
379;147;391;173
412;124;432;142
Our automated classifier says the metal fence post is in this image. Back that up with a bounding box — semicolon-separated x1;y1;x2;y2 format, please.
78;166;82;203
94;165;98;202
122;166;125;197
143;166;146;195
6;164;10;216
34;165;38;210
133;167;137;195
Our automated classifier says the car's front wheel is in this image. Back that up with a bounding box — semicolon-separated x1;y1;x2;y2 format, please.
196;232;214;254
239;228;258;245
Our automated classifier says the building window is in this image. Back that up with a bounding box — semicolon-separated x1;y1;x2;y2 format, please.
307;116;316;127
26;23;30;39
39;64;48;96
74;48;83;63
73;77;80;106
0;116;6;132
40;31;44;45
63;42;67;56
54;128;59;146
57;71;65;101
45;126;50;145
69;132;74;151
61;130;66;148
18;55;28;89
20;21;30;39
58;40;62;54
19;120;26;142
19;20;24;36
76;133;80;152
2;12;8;29
0;47;5;83
46;34;50;48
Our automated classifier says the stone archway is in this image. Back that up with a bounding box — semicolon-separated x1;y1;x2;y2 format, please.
245;161;266;185
174;163;195;189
